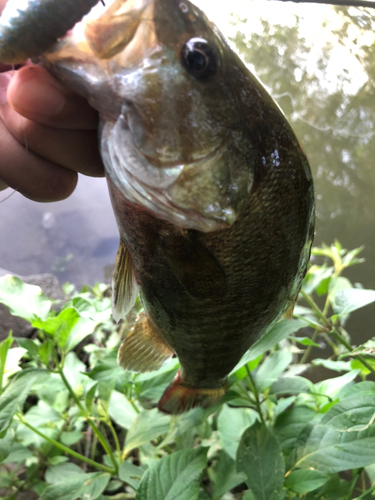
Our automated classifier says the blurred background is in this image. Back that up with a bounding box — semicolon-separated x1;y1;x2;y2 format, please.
1;0;374;341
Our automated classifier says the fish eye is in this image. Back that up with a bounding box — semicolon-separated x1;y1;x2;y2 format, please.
181;38;218;80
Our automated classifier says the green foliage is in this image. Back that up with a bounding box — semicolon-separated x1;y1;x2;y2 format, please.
1;242;375;499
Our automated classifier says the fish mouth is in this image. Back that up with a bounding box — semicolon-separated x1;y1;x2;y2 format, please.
40;0;251;232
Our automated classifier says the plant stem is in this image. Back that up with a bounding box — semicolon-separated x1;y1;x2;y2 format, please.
123;390;140;415
53;350;118;473
300;291;331;328
15;413;115;474
331;330;375;375
106;420;122;460
300;328;321;364
245;365;265;425
346;469;362;500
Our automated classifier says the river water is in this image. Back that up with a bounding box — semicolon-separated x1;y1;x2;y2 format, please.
1;0;374;344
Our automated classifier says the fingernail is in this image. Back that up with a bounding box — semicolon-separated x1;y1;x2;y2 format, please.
0;73;11;107
14;74;66;117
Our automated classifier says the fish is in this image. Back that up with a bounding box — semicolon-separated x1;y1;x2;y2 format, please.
0;0;315;413
0;0;101;63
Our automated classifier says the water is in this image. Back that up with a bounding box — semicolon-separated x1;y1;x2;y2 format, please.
0;176;119;284
1;0;375;343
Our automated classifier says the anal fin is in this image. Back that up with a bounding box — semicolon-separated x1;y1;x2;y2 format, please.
112;239;140;322
118;312;174;372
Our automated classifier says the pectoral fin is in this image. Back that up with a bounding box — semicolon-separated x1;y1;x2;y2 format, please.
112;240;139;322
164;232;226;300
118;312;174;372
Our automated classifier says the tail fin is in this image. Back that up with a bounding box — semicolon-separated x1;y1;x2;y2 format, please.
158;372;228;414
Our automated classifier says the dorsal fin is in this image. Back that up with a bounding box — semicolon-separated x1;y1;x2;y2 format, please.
283;299;296;320
118;312;174;372
112;239;140;322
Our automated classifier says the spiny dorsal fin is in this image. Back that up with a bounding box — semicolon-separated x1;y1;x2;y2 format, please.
283;300;296;320
164;232;226;300
112;239;140;322
118;312;174;372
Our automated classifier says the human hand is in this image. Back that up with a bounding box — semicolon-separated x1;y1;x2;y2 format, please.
0;0;104;202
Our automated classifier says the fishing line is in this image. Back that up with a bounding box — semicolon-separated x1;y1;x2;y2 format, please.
0;188;17;204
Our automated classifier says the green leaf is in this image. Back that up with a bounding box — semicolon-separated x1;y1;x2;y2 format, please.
33;308;80;348
39;339;53;366
338;381;375;400
61;431;84;446
217;404;258;460
232;319;305;372
40;472;110;500
302;265;334;295
256;350;293;391
328;276;352;304
312;358;352;372
160;408;207;448
62;352;87;391
212;450;247;499
242;492;256;500
0;333;13;391
284;469;329;493
237;422;285;500
292;337;321;347
86;352;124;382
0;275;51;321
314;370;359;401
108;390;139;430
135;447;207;500
270;376;313;395
0;431;14;462
0;372;37;436
124;409;170;455
15;337;40;358
320;394;375;431
293;422;375;473
274;406;317;456
333;288;375;316
2;442;33;463
118;462;145;490
45;463;85;484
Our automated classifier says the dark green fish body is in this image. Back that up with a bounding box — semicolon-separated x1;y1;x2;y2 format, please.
106;70;314;411
0;0;314;413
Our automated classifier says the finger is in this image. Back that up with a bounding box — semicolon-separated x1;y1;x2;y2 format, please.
0;118;78;202
7;65;99;130
0;179;8;191
0;101;104;178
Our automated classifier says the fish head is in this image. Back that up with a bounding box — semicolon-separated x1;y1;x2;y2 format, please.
42;0;255;231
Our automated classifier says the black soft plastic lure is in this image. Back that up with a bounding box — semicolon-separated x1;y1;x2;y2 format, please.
0;0;100;63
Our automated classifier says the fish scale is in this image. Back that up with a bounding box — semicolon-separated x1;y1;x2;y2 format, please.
0;0;315;413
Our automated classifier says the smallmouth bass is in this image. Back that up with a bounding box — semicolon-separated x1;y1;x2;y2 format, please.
0;0;315;413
